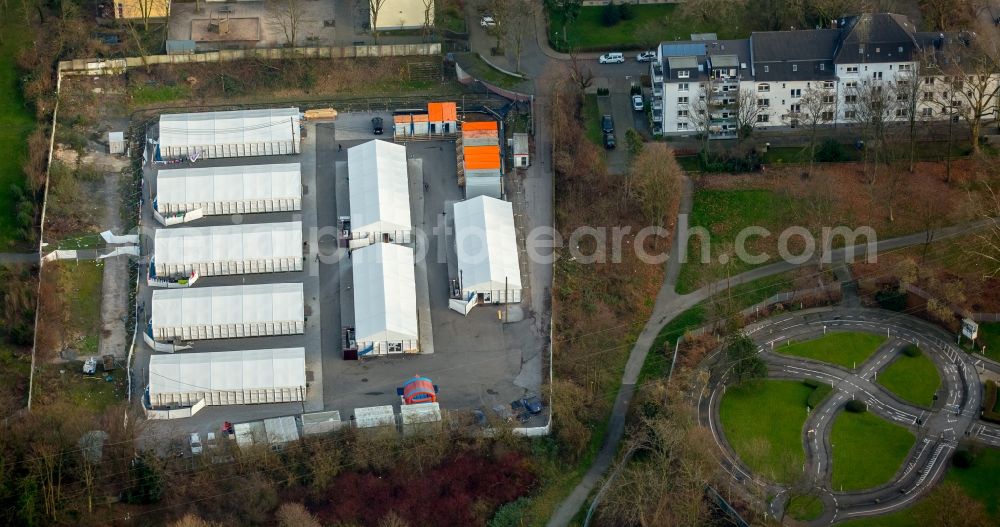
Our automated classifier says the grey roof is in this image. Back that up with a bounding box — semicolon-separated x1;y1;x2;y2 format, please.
660;43;706;57
833;13;919;64
667;56;699;69
712;54;739;68
751;29;840;81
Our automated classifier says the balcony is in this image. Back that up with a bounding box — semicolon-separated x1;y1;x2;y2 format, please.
651;63;664;84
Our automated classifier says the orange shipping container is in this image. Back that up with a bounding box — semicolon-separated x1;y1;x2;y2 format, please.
462;120;498;132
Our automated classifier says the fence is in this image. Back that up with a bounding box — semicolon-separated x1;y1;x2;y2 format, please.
58;42;442;76
904;283;1000;322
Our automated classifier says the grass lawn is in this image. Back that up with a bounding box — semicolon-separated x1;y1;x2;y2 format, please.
786;494;824;521
830;411;915;491
129;83;191;106
53;261;104;354
719;380;812;484
975;322;1000;362
777;332;886;371
839;449;1000;526
877;350;941;408
547;4;747;51
675;189;794;294
583;95;603;146
0;7;36;248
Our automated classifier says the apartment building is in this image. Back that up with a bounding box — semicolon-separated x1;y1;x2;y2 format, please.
651;13;1000;138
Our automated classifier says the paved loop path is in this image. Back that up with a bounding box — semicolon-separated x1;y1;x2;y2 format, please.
700;308;987;525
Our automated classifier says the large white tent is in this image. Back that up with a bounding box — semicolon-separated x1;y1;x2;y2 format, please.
147;348;306;407
348;140;412;244
158;108;301;160
352;243;419;355
151;283;304;341
153;221;303;278
453;196;522;304
155;163;302;216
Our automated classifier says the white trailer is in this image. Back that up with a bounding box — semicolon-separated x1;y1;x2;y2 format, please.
153;221;303;278
154;163;302;217
147;348;307;407
157;108;301;160
151;283;304;341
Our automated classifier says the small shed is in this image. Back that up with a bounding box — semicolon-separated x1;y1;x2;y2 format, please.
427;102;457;134
401;402;442;434
302;411;346;436
109;132;126;155
393;115;411;138
512;133;529;167
354;405;396;429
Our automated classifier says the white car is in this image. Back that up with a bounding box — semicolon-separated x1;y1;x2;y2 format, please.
480;16;496;28
632;94;644;111
598;52;625;64
189;432;203;455
636;51;656;62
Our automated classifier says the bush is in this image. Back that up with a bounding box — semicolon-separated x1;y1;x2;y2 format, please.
807;384;833;409
815;138;848;162
601;1;621;26
488;497;532;527
902;345;921;358
845;400;867;413
952;450;976;469
875;287;907;312
618;2;634;20
983;381;1000;423
802;379;819;389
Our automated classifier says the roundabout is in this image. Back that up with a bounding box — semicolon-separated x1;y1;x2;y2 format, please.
697;307;986;525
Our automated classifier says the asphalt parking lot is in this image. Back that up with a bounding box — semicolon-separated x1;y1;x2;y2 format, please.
137;111;547;447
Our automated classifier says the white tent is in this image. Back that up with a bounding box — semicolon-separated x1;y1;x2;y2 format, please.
153;221;303;278
348;140;412;243
158;108;301;160
453;196;522;304
155;163;302;216
147;348;306;407
151;283;304;341
352;243;419;355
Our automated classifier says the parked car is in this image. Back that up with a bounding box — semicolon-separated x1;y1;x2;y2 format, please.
598;52;625;64
603;132;616;150
372;117;383;135
520;395;543;414
480;15;496;28
636;51;656;62
189;433;203;455
601;114;614;133
632;94;644;111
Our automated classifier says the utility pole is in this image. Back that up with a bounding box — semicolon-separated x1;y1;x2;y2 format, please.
504;276;508;322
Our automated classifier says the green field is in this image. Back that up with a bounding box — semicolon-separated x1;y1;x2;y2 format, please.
719;380;812;484
675;189;794;294
0;8;35;248
975;322;1000;362
547;4;746;51
583;95;602;146
830;411;915;491
54;261;105;354
778;332;886;370
786;494;824;521
839;449;1000;526
877;350;941;408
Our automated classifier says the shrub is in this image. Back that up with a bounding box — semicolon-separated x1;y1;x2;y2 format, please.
815;138;848;162
983;381;1000;423
601;1;621;26
952;450;975;469
618;2;634;20
845;400;867;413
875;287;907;312
902;345;921;357
807;384;833;409
802;379;819;389
488;497;532;527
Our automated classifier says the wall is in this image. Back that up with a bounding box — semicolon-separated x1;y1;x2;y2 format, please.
373;0;433;30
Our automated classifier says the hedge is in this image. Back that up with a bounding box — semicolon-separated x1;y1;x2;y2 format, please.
983;381;1000;424
902;345;921;357
807;383;833;409
845;399;868;413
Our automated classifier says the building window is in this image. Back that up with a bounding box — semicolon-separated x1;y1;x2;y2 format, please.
677;110;688;117
873;72;883;80
845;81;857;89
845;94;857;104
898;46;904;53
921;107;933;116
823;81;834;89
790;104;801;113
896;108;908;117
792;64;798;72
923;91;934;101
790;88;801;98
924;77;934;85
757;114;770;123
858;46;864;54
757;83;770;92
875;47;880;53
844;110;857;119
821;111;834;120
678;70;690;79
764;65;769;73
820;64;825;71
897;93;908;102
757;98;770;107
823;95;835;104
678;96;689;104
678;83;689;91
899;64;911;71
846;66;859;73
677;122;689;130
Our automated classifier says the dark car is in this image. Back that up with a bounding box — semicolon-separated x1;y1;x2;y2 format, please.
601;114;614;133
603;132;616;150
520;395;543;414
372;117;384;135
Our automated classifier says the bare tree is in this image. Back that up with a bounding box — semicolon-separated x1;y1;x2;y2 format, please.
784;86;835;176
629;143;683;226
482;0;510;52
504;0;535;73
421;0;434;41
127;0;171;31
848;80;898;222
918;0;975;30
567;51;594;92
369;0;389;44
920;481;991;526
544;0;582;47
733;87;762;146
971;184;1000;276
267;0;304;46
894;57;930;171
689;75;718;157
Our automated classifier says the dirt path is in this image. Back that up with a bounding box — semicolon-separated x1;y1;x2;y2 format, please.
97;168;130;359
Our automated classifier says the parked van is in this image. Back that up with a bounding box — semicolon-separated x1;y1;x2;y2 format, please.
599;52;625;64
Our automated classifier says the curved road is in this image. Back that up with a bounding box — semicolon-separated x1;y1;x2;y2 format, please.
700;309;983;525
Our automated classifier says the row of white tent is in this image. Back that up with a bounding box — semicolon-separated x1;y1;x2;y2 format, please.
148;109;308;412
